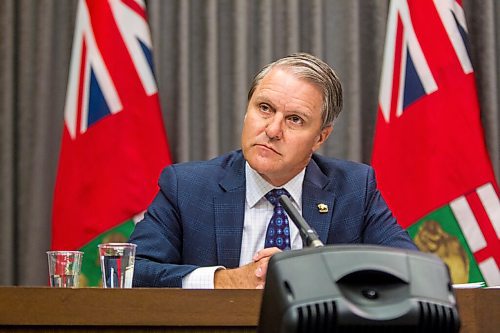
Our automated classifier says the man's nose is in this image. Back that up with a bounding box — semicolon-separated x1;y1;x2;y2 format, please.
265;114;284;140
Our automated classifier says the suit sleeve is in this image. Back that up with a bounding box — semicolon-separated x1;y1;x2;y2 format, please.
128;166;199;287
362;167;418;250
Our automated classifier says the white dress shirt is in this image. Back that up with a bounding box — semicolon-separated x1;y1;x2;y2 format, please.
182;162;304;288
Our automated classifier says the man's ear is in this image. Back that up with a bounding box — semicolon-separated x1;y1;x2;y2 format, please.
312;125;333;152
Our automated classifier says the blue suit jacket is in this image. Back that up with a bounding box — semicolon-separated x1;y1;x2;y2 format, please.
129;150;417;287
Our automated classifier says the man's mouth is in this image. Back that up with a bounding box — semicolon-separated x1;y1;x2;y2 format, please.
255;143;280;155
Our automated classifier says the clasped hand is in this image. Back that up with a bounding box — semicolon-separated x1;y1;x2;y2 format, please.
214;247;281;289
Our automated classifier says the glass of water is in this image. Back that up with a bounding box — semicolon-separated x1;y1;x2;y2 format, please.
46;251;83;287
98;243;136;288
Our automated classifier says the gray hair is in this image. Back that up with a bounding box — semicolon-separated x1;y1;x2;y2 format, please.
247;53;343;128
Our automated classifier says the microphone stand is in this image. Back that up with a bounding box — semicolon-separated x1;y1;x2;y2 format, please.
279;195;324;248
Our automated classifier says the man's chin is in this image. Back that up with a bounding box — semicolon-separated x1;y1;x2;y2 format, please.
247;158;282;177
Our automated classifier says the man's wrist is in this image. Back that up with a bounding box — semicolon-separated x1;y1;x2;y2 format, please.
182;266;225;289
214;267;234;289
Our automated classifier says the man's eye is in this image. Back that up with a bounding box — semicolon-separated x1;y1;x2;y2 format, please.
288;115;304;125
259;104;270;112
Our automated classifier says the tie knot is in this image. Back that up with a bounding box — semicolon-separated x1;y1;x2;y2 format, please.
265;188;290;206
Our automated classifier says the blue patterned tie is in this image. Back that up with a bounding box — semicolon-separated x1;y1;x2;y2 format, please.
264;188;291;250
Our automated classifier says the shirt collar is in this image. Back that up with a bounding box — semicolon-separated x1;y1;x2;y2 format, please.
245;162;305;208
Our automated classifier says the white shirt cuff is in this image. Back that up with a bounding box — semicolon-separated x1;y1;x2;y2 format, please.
182;266;225;289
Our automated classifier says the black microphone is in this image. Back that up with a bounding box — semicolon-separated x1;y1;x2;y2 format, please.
279;195;324;248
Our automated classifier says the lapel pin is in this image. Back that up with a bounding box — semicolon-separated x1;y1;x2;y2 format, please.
317;203;328;213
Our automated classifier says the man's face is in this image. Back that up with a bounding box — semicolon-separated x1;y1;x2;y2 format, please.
241;68;332;186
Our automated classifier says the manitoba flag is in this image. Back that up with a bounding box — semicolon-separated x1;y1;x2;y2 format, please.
373;0;500;286
52;0;171;286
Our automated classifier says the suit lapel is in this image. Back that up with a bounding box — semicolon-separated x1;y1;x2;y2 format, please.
301;158;335;244
214;153;246;268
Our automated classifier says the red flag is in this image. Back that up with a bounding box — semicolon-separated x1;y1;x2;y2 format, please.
52;0;171;286
373;0;499;286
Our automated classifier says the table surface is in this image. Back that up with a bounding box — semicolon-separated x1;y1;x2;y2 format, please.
0;287;497;333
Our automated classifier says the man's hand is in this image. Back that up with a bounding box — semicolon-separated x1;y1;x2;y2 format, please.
214;247;281;289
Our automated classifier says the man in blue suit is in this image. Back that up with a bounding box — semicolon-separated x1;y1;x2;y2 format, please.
129;53;417;289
